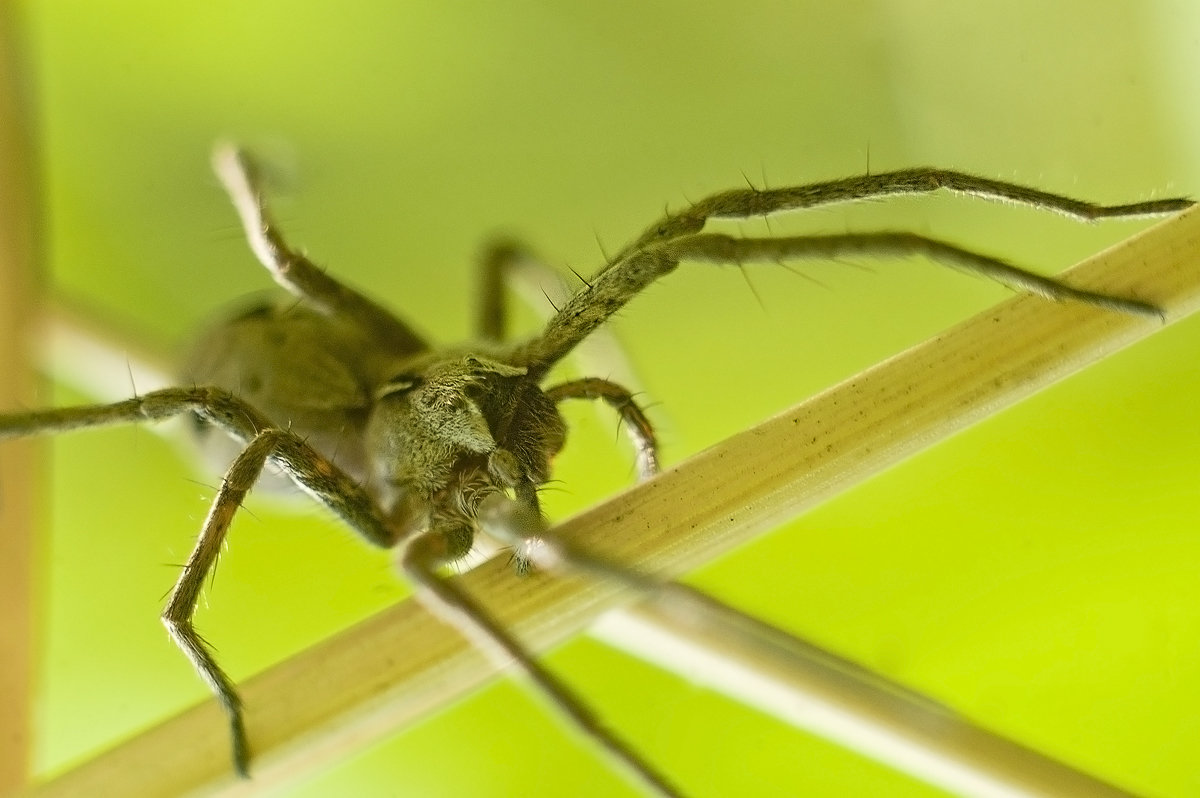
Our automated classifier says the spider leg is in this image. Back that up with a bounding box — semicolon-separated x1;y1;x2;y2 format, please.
0;386;261;439
668;232;1163;317
515;184;1187;372
615;167;1193;261
160;430;279;776
476;237;592;342
475;238;526;341
400;526;684;798
1;388;397;774
477;241;659;471
545;377;659;480
0;388;396;549
211;144;427;354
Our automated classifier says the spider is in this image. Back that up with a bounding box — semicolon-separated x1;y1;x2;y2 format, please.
1;145;1189;797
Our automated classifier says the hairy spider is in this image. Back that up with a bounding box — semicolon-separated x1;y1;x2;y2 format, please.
1;146;1189;797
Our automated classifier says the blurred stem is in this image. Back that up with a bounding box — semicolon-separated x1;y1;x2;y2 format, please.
0;12;40;794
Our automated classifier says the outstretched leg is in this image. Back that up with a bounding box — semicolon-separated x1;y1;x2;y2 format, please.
212;144;428;356
512;173;1190;372
0;388;393;548
614;167;1193;263
668;232;1162;314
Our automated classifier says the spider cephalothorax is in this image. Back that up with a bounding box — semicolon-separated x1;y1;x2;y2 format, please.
363;352;566;553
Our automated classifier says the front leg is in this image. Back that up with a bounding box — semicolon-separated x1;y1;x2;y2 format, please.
613;168;1193;263
514;228;1173;375
510;173;1189;374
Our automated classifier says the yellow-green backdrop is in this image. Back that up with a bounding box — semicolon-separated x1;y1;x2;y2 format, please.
14;1;1200;796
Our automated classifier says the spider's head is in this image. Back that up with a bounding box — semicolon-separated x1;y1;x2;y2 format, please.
365;351;566;557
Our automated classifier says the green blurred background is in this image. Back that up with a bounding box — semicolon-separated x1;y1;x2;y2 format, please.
12;1;1200;795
